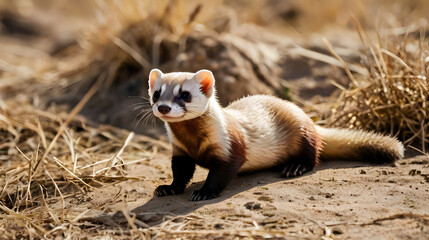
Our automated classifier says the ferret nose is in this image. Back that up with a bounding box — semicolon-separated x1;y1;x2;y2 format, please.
158;105;171;114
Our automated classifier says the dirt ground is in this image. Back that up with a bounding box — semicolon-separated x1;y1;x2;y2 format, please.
39;148;426;240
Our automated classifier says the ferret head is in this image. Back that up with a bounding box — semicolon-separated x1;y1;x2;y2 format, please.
148;69;215;122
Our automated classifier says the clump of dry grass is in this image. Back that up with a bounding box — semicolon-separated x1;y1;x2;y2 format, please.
0;88;168;238
48;0;287;119
326;21;429;152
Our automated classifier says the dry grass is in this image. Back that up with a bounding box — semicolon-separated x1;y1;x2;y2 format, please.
324;20;429;152
0;86;169;238
46;0;291;115
44;0;207;93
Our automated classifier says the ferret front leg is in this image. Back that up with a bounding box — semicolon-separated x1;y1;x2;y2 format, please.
155;155;196;197
190;158;242;201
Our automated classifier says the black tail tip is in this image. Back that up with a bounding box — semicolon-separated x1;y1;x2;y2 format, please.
358;144;404;164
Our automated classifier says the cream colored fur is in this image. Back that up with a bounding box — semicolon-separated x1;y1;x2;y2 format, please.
149;70;405;172
316;126;404;161
224;96;304;172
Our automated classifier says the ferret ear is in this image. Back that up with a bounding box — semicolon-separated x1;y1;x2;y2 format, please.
148;68;163;90
194;69;215;97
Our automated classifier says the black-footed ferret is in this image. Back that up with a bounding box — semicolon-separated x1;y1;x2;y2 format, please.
147;69;404;201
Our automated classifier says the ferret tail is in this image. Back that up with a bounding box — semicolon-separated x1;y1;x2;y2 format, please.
316;126;404;163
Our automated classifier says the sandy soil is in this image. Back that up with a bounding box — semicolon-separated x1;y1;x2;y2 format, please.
54;146;429;239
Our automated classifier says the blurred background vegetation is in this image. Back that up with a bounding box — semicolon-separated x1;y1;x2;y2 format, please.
1;0;428;140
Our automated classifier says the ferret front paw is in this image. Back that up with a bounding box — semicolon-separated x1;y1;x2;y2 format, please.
154;185;182;197
190;189;219;201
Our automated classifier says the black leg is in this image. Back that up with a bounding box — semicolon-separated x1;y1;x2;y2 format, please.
190;160;241;201
280;159;313;178
280;135;318;178
155;155;196;197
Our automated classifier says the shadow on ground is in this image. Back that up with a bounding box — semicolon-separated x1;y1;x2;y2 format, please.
129;160;386;227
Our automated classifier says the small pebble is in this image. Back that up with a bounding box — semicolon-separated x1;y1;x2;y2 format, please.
244;202;262;210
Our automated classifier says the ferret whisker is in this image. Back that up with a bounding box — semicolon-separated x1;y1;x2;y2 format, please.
131;103;151;111
149;114;158;128
130;102;151;108
136;108;153;117
135;114;145;128
141;111;152;126
129;95;151;101
144;113;158;128
135;109;154;128
135;110;147;118
133;106;148;112
142;111;155;126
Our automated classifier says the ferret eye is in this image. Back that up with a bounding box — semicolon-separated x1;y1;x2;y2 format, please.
179;91;191;102
153;90;160;102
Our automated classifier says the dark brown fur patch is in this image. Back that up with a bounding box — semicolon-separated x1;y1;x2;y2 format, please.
168;113;225;169
168;110;247;171
293;122;321;168
188;112;247;200
224;112;247;167
277;117;321;178
168;115;210;159
266;97;321;169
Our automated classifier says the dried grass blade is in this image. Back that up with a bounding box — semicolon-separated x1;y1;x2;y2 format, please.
45;170;65;223
62;130;78;174
113;37;150;69
352;17;376;75
322;37;359;86
0;203;47;234
380;49;413;72
95;157;149;174
16;146;33;205
51;157;92;188
121;209;146;239
39;185;60;225
101;132;135;175
422;120;426;153
70;209;92;224
289;47;368;76
34;73;105;175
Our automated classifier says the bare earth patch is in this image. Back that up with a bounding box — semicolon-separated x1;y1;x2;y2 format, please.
25;148;426;239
